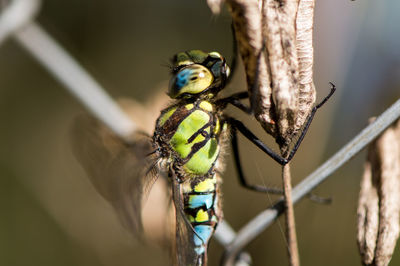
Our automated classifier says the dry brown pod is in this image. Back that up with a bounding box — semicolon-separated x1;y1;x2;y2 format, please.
212;0;317;154
357;119;400;266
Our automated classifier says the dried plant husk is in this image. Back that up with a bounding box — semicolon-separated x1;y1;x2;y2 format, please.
293;0;317;149
357;119;400;266
224;0;316;154
227;0;275;133
261;0;300;151
358;161;380;265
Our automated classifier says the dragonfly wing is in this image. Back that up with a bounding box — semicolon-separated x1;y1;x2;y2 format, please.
171;176;205;266
71;114;160;238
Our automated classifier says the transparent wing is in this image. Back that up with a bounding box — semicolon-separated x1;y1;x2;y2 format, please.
171;176;204;266
71;114;162;239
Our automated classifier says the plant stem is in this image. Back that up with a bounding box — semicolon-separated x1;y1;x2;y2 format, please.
283;163;300;266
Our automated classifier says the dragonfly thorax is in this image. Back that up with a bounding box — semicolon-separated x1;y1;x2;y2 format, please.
154;99;225;178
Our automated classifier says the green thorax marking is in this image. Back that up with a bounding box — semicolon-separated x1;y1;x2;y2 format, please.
156;100;221;175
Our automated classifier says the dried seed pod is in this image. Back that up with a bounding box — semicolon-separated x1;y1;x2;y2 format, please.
357;119;400;266
224;0;316;155
294;0;317;144
357;161;380;265
226;0;276;135
262;0;300;151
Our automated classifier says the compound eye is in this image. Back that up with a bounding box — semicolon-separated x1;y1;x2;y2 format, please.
168;64;214;98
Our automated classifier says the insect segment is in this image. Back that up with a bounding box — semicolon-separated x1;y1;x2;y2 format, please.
153;50;229;265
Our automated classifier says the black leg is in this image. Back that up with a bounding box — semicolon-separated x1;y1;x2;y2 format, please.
285;83;336;162
229;99;252;115
217;91;252;114
226;22;238;85
220;91;249;101
224;83;335;165
225;84;336;195
230;122;283;194
228;117;287;165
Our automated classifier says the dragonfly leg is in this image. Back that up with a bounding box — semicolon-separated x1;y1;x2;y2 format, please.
285;83;336;162
228;117;287;165
217;91;251;114
229;119;283;194
226;83;335;166
226;22;238;85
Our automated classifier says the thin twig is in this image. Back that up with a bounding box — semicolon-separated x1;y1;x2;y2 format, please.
13;22;136;141
0;0;41;44
222;97;400;265
215;221;252;266
282;164;299;266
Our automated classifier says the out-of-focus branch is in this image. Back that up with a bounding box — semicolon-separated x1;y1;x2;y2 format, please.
215;221;252;266
0;0;41;44
0;0;136;141
14;23;137;141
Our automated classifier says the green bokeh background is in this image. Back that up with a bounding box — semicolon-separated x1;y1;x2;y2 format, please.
1;0;400;265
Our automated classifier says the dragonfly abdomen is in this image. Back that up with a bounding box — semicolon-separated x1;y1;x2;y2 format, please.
154;95;226;265
182;173;221;259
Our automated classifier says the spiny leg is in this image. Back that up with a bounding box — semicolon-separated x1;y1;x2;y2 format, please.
285;83;336;162
216;91;251;114
231;122;333;200
225;84;336;196
228;117;287;165
230;121;283;194
226;22;238;85
222;83;336;164
223;83;335;166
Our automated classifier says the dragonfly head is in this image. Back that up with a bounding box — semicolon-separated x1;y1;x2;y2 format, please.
168;50;230;99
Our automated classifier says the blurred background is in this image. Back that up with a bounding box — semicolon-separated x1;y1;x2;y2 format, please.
1;0;400;265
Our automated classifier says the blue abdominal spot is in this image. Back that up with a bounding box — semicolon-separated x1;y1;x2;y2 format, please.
188;194;214;209
193;225;214;248
194;246;205;255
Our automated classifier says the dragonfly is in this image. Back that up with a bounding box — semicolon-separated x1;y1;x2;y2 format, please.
72;50;335;266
